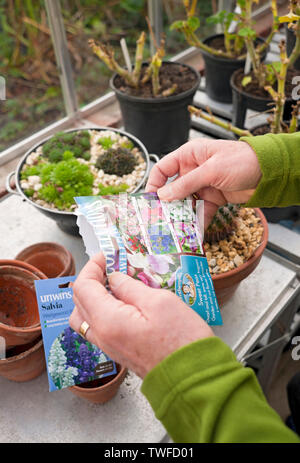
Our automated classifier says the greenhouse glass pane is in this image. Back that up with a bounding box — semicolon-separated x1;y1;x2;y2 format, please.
0;0;66;154
60;0;216;108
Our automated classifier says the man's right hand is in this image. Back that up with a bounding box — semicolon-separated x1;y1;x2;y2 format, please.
145;138;262;227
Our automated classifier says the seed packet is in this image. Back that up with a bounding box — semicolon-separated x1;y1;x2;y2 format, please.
34;276;117;392
75;193;222;326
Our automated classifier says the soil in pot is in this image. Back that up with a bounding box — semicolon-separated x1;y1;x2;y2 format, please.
69;363;127;404
15;242;75;278
0;336;46;382
0;264;43;348
114;62;198;98
234;67;299;100
111;61;200;155
204;207;267;306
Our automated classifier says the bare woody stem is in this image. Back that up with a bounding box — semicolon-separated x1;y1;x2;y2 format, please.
88;39;138;87
265;40;289;134
188;106;253;137
241;0;266;87
184;0;197;18
182;26;236;58
133;31;146;83
151;53;162;96
288;102;300;132
256;0;279;56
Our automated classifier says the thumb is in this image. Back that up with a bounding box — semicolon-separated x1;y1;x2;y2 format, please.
157;163;215;201
108;271;156;307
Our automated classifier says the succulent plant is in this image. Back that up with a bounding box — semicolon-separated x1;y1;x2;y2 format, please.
42;130;91;163
204;204;240;244
95;147;137;176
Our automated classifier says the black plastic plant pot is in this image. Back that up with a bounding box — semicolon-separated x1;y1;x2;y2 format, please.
201;34;267;104
230;68;295;129
110;61;201;157
286;24;300;70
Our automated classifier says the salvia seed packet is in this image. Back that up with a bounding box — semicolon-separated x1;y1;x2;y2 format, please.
74;193;222;326
34;276;117;392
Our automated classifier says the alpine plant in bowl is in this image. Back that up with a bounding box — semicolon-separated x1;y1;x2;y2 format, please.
19;129;147;212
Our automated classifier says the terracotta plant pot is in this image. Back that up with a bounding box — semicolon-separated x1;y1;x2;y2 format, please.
15;242;76;278
212;208;268;306
0;261;46;348
69;363;127;404
0;336;46;382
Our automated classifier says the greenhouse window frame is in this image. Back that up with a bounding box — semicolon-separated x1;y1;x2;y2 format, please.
0;0;272;166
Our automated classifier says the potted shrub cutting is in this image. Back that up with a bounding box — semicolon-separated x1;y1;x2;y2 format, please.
170;0;269;103
230;0;300;128
190;32;300;231
89;21;200;156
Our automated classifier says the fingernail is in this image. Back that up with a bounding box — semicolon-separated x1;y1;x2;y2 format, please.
158;184;172;200
108;271;127;292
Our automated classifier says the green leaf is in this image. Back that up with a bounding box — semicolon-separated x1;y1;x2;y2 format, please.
206;11;225;25
270;61;282;73
238;27;256;38
170;20;185;31
242;75;252;87
187;16;200;32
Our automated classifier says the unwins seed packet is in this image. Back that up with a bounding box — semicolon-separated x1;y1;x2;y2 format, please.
74;193;223;326
34;275;117;392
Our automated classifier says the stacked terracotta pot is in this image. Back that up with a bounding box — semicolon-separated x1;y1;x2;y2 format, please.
0;244;127;404
0;242;75;382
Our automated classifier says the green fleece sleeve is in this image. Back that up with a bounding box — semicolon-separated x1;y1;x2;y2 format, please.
141;337;300;443
240;132;300;208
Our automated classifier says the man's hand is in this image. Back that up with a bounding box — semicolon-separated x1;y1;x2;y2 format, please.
69;253;214;378
146;138;262;227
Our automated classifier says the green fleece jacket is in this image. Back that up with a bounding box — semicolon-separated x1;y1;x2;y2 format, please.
141;132;300;443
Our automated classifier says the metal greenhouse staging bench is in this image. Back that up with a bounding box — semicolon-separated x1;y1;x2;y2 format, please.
1;194;300;442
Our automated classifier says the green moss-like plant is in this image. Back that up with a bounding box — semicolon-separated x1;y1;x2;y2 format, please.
24;188;35;198
21;165;41;180
120;140;134;150
38;157;94;210
98;136;114;149
42;131;91;163
95;147;137;176
98;183;129;195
